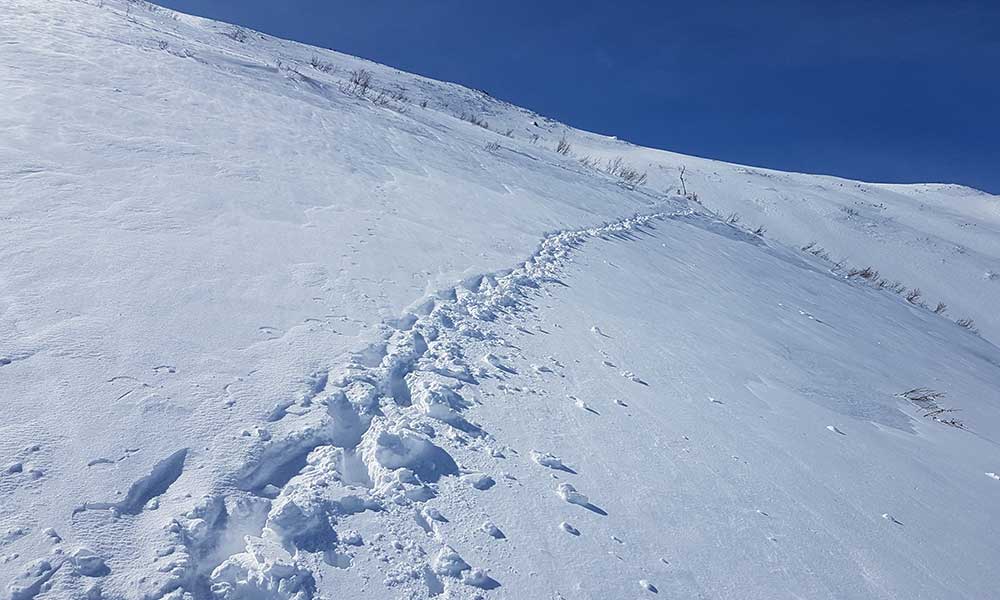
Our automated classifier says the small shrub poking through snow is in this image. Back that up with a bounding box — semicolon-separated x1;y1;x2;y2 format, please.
799;241;963;329
848;266;879;281
225;26;248;43
460;113;489;129
347;68;372;95
604;156;648;189
800;241;831;261
309;56;334;73
898;388;966;429
956;317;977;333
371;89;390;106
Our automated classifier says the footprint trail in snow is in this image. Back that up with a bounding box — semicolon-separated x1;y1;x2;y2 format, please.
132;210;685;598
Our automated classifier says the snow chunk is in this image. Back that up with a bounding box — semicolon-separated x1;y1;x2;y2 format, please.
881;513;904;525
620;370;647;385
409;377;471;425
482;353;516;373
463;568;499;589
463;472;496;490
482;521;505;539
341;530;363;546
265;446;375;549
359;419;458;501
423;506;447;522
71;547;109;577
432;546;470;578
531;450;572;473
560;522;580;536
556;483;589;507
210;536;315;600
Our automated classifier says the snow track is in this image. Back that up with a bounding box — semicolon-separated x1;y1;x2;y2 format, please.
148;207;688;598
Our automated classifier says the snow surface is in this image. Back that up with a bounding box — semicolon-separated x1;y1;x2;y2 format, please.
1;1;999;599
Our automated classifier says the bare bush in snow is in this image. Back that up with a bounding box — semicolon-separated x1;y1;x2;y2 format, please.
460;113;490;129
898;388;965;429
371;89;391;106
225;26;248;43
604;156;647;189
309;56;334;73
347;68;372;95
556;138;572;155
884;280;906;294
956;318;977;332
848;266;879;281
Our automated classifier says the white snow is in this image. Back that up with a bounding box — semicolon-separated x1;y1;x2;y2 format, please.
555;483;592;508
431;546;470;578
2;1;999;599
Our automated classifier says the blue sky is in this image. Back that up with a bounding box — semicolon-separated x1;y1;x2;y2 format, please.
157;0;1000;193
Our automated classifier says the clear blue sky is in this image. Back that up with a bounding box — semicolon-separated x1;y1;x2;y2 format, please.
157;0;999;193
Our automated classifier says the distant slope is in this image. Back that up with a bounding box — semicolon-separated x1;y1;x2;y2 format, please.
553;142;1000;343
1;1;998;599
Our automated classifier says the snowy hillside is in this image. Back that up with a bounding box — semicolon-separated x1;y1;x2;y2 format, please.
2;1;999;599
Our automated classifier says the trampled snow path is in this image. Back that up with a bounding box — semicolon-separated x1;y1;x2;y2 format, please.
50;206;688;599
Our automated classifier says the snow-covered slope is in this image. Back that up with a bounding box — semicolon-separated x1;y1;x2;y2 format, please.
550;144;1000;344
1;1;998;599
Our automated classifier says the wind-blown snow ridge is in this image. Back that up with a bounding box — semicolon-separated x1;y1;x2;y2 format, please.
154;206;688;598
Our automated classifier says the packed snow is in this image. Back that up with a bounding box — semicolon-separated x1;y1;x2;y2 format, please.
1;1;999;599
